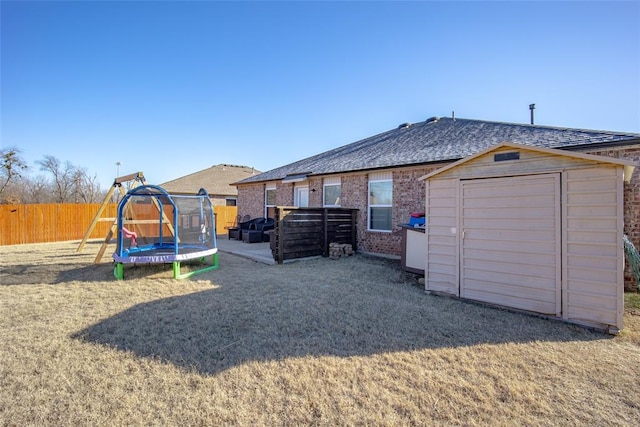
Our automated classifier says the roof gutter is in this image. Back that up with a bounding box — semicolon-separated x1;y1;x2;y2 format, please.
281;173;310;184
559;137;640;152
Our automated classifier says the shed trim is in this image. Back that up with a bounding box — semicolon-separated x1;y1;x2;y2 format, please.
420;142;636;182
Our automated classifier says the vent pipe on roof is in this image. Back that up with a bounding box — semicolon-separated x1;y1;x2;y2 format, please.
529;103;535;125
452;111;455;120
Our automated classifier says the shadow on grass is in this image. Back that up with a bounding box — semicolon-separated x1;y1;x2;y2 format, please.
1;261;122;285
0;262;115;285
0;239;118;285
72;255;609;376
0;258;203;285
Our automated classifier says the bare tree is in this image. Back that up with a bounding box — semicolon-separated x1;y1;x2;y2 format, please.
6;175;32;203
36;155;78;202
1;152;108;204
72;168;103;203
0;147;28;203
23;174;53;203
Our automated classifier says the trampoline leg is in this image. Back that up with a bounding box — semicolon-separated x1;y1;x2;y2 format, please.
172;253;219;280
114;263;124;280
172;261;181;279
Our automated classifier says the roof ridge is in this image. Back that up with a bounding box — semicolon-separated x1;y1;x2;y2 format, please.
161;163;261;188
438;116;640;136
218;163;255;169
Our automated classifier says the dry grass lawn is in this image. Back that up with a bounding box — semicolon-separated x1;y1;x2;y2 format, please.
1;240;639;426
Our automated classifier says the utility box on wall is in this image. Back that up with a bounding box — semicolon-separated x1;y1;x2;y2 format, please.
420;142;636;333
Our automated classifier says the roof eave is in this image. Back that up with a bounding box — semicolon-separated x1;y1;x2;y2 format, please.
558;137;640;152
235;159;461;186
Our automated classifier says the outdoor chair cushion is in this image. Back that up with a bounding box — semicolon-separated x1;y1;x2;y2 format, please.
231;217;267;240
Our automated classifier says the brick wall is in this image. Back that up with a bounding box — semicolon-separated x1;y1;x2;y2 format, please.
278;183;294;206
309;177;323;206
236;144;640;288
237;183;264;219
333;167;441;255
239;168;435;255
339;173;369;251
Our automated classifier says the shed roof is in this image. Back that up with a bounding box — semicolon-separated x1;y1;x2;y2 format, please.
237;117;640;185
420;142;637;182
161;164;260;196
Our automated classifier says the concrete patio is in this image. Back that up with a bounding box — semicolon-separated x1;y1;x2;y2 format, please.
215;235;275;265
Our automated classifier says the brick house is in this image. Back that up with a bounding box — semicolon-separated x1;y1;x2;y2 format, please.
235;117;640;283
161;164;260;206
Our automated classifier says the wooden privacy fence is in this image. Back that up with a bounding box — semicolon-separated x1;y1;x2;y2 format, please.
272;207;358;264
0;204;117;246
214;205;239;235
0;204;238;246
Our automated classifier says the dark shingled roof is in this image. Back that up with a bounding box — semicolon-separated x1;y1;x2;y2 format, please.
238;117;640;184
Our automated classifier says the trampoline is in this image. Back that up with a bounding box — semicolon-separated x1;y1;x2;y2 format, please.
112;185;218;280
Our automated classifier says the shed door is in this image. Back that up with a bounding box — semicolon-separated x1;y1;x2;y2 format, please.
460;174;561;316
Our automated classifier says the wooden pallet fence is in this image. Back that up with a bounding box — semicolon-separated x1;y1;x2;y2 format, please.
272;207;358;264
0;204;237;246
0;203;118;246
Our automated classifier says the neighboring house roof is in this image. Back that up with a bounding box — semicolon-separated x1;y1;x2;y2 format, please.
237;117;640;184
161;164;260;196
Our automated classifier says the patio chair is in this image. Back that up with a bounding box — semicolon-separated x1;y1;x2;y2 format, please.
260;218;275;241
231;217;265;241
228;214;252;240
242;218;275;243
225;214;240;231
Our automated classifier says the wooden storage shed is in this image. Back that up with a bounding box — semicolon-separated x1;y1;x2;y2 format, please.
421;142;636;332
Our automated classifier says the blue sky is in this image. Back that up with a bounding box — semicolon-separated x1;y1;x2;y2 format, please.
2;1;639;190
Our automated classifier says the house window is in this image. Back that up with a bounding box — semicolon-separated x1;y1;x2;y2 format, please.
323;177;341;207
226;198;237;207
368;173;392;231
265;184;276;219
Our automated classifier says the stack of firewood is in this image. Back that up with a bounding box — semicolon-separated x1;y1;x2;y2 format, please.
329;243;354;259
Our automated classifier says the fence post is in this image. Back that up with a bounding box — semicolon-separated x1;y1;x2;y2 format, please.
322;208;329;257
350;209;358;251
276;207;284;264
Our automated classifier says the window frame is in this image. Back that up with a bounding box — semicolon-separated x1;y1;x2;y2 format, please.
265;185;276;219
323;178;341;207
368;177;393;232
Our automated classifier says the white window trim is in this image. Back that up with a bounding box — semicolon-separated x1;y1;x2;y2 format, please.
265;183;277;218
368;177;393;232
323;177;341;207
